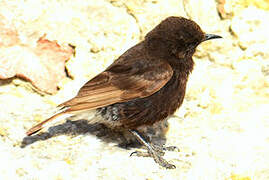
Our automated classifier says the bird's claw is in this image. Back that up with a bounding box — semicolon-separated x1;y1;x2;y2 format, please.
152;144;180;153
130;151;152;157
162;145;180;152
130;145;178;169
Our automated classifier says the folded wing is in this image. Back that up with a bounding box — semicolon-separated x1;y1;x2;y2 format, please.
60;59;173;112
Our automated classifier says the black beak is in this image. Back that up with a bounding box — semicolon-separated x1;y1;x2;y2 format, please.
203;34;222;41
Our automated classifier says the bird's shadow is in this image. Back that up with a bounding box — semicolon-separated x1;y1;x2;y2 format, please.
21;119;169;150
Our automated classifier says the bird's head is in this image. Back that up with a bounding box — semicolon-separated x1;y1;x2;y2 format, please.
145;16;222;59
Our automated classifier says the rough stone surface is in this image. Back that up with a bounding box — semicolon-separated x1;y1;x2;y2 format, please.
0;34;74;94
0;0;269;179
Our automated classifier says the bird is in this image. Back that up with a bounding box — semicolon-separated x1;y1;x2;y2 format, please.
26;16;222;169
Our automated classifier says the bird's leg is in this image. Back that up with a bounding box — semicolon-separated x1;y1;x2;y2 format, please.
129;129;176;169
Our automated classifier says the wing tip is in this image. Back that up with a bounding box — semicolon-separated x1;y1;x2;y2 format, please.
26;109;70;136
26;125;42;136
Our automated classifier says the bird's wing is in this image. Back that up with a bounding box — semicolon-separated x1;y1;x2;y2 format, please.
60;59;173;112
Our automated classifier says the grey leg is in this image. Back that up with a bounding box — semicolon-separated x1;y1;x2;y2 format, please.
129;129;176;169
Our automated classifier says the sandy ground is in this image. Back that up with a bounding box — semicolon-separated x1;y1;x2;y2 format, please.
0;0;269;179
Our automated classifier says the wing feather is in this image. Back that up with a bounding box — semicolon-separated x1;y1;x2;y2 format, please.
61;59;173;113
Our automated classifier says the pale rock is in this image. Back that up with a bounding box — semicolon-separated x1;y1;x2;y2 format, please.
0;0;269;179
111;0;186;36
183;0;220;32
230;7;269;49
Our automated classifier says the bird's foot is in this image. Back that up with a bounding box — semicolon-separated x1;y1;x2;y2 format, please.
130;144;176;169
130;144;179;156
129;130;177;169
154;144;180;153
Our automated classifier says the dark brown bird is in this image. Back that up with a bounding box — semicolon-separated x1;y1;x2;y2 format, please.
26;16;221;169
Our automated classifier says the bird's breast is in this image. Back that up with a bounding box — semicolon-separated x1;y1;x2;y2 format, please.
155;70;188;117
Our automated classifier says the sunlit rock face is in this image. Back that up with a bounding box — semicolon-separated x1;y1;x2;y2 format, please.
0;0;269;179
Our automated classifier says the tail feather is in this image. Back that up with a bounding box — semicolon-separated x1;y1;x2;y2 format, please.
26;109;72;136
